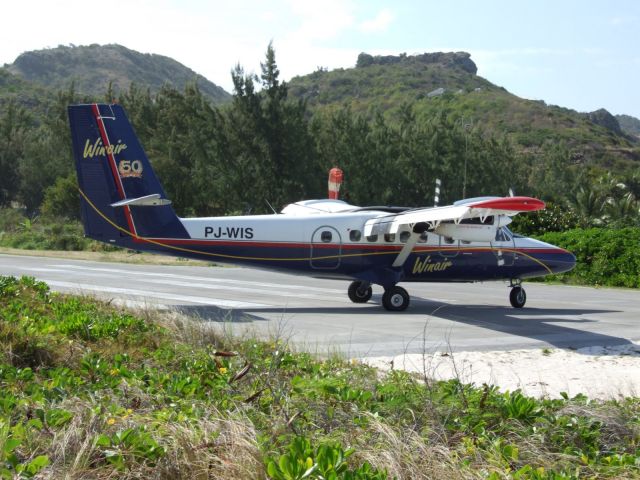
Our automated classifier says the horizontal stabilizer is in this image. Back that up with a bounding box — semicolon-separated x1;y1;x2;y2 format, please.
110;194;172;208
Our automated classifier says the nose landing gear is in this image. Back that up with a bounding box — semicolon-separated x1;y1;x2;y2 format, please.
509;280;526;308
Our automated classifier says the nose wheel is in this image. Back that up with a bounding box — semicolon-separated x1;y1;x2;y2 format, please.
382;286;410;311
509;285;527;308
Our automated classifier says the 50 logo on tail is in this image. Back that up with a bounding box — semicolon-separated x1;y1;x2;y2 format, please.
118;160;143;178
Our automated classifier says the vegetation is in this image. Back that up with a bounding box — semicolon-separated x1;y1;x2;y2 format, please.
535;227;640;288
617;114;640;138
0;209;96;251
1;275;639;478
289;53;639;168
4;44;230;105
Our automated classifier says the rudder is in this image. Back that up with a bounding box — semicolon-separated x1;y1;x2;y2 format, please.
68;104;188;246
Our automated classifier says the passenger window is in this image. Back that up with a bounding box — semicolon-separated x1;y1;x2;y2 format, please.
349;230;361;242
399;231;411;243
321;231;332;243
418;231;428;243
366;234;378;242
384;233;396;243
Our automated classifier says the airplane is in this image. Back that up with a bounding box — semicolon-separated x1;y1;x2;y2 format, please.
68;103;576;311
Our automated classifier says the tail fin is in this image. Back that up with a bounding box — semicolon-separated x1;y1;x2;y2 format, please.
68;104;188;246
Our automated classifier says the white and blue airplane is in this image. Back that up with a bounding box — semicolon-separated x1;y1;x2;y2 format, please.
68;103;576;311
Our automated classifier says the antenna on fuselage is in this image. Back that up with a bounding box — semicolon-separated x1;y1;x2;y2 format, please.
265;199;277;214
434;178;441;207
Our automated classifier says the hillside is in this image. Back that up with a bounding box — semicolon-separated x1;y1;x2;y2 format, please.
289;52;639;165
0;68;53;111
617;114;640;138
3;43;231;104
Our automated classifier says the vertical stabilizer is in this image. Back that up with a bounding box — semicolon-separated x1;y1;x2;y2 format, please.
68;104;188;244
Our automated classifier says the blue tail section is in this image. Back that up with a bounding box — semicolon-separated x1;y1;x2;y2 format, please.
68;104;189;246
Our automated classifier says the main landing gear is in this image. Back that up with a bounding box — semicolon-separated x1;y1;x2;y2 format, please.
347;280;373;303
509;280;527;308
382;286;410;311
347;281;410;311
347;280;526;311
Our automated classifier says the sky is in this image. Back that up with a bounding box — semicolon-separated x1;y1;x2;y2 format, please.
2;0;639;118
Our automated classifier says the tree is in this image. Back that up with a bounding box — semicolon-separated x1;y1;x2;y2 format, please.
0;101;30;207
222;43;321;212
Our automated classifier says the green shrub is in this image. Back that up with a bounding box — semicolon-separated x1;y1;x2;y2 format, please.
537;227;640;287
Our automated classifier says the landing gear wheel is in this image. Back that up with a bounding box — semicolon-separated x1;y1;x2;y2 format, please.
348;281;373;303
509;286;527;308
382;286;410;311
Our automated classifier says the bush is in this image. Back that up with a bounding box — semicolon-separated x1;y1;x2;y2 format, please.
0;208;101;251
536;227;640;287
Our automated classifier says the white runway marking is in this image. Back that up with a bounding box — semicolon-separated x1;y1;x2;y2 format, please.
51;264;345;293
140;278;349;302
47;280;269;309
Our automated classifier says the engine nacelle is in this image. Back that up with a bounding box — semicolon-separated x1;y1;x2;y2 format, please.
434;215;512;242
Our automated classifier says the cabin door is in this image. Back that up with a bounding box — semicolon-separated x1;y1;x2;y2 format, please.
310;226;342;269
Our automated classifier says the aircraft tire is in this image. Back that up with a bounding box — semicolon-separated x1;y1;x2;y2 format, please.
509;286;526;308
348;281;373;303
382;286;410;311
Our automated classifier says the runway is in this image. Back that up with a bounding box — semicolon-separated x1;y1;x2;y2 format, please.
1;253;638;357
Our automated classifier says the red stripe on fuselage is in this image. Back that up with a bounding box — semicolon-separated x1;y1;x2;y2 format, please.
91;104;137;237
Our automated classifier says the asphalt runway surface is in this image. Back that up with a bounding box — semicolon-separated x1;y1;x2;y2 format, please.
1;253;638;357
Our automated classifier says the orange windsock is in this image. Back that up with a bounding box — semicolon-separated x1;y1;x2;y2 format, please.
328;167;344;199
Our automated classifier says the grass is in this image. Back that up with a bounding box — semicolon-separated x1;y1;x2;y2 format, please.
0;276;639;478
0;208;211;267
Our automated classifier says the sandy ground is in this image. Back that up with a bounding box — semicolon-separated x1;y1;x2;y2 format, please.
365;343;640;400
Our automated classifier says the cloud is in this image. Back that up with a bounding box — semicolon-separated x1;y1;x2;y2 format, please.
609;15;637;26
359;8;394;33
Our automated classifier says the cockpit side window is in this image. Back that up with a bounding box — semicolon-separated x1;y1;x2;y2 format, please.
495;227;512;242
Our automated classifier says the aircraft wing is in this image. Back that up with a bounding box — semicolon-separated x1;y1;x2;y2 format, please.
364;196;545;237
362;196;545;268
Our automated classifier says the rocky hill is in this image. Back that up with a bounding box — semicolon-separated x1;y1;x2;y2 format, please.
617;114;640;138
289;52;639;164
3;44;230;104
289;52;493;109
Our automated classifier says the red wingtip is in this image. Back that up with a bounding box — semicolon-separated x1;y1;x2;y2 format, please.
470;196;545;212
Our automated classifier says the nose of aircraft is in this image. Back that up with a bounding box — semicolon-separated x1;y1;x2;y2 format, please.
549;248;577;274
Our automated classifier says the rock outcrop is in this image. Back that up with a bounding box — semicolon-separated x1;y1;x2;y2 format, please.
356;51;477;75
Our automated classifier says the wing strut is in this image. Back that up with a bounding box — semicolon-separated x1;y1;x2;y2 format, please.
391;223;429;268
